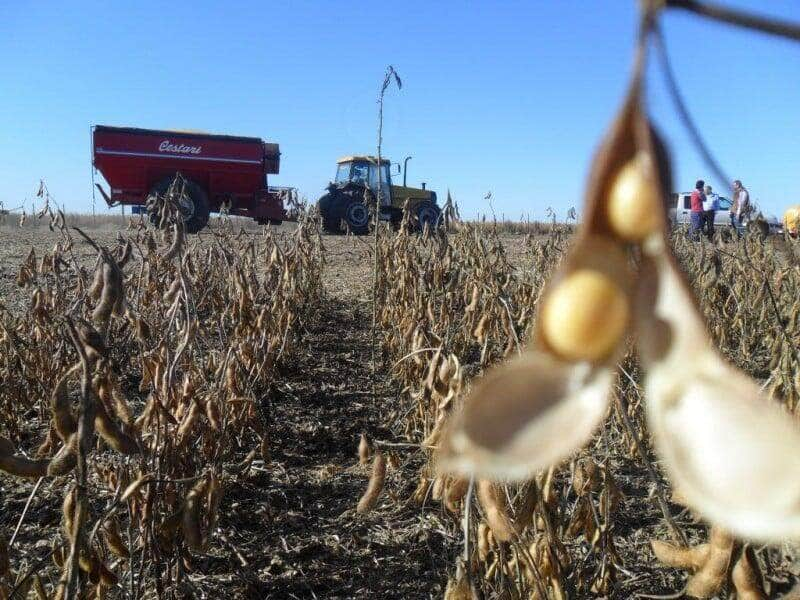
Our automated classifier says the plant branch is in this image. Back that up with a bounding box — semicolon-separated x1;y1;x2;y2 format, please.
9;477;44;548
64;318;95;600
666;0;800;42
371;66;401;396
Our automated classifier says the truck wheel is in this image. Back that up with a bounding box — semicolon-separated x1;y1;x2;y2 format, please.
416;201;441;232
343;199;369;235
146;177;210;233
318;194;342;234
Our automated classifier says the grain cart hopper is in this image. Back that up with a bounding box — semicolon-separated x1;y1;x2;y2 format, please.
92;125;289;233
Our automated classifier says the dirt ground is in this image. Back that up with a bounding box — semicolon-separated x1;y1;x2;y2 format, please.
1;223;797;599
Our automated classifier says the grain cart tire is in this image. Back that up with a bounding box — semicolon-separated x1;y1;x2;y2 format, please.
318;194;342;234
146;177;210;234
416;201;441;232
343;199;370;235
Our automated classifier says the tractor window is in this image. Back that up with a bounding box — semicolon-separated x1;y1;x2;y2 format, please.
335;163;351;183
368;164;380;190
351;163;369;185
368;163;390;190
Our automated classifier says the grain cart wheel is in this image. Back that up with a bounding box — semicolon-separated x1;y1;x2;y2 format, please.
176;180;210;233
318;194;342;234
146;177;210;233
416;201;441;232
343;199;370;235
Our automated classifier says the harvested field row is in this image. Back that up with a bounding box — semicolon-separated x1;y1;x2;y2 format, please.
3;214;800;598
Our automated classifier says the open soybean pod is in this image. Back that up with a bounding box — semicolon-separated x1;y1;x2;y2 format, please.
613;32;800;545
435;36;653;482
637;214;800;542
439;4;800;543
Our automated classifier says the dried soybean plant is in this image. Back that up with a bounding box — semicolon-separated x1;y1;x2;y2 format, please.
378;228;634;595
371;65;402;384
368;196;800;596
371;221;609;596
673;232;800;412
359;2;800;598
0;179;322;598
651;525;767;599
426;1;800;596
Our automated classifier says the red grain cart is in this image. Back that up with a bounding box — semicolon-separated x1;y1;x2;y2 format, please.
92;125;289;232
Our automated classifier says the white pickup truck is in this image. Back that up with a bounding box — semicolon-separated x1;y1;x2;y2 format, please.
668;192;782;235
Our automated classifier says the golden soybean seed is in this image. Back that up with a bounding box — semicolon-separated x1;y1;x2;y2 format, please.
541;269;628;362
606;157;660;241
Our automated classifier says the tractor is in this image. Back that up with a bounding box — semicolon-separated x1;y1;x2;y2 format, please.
317;155;440;234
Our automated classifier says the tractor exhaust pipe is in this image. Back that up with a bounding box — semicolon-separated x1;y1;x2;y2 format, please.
403;156;412;187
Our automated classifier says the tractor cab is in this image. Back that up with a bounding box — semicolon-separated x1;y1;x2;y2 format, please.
318;154;441;235
334;156;392;206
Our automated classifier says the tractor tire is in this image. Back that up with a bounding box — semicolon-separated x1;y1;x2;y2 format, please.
389;207;403;231
416;201;441;232
343;199;370;235
146;177;210;234
318;194;342;234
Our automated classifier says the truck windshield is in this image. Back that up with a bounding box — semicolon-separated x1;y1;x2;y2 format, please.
335;163;351;183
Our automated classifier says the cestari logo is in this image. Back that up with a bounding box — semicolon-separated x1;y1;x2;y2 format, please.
159;140;202;155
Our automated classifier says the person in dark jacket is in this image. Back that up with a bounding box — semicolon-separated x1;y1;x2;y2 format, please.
690;180;705;241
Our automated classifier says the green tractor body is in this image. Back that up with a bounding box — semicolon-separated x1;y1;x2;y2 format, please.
318;156;440;234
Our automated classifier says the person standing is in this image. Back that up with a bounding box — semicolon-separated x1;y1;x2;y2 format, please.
702;184;719;239
731;180;750;229
690;180;705;241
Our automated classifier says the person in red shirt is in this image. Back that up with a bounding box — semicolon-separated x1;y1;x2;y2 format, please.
690;180;705;241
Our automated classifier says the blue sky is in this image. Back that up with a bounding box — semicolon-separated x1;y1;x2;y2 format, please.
1;1;798;219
